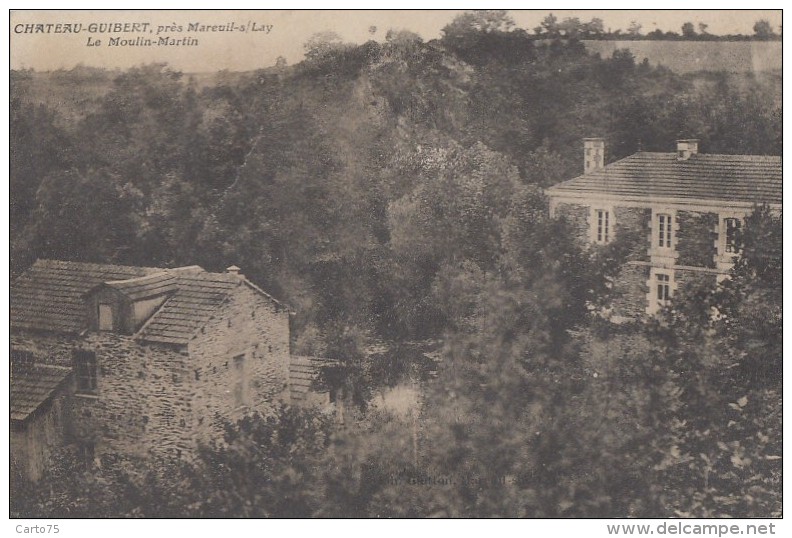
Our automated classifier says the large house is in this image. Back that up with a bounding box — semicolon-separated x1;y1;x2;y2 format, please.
10;259;326;481
546;139;782;317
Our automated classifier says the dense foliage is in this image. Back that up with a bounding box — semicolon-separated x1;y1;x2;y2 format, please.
10;12;781;518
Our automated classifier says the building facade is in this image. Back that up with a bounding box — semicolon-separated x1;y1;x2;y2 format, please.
10;260;301;480
546;139;781;318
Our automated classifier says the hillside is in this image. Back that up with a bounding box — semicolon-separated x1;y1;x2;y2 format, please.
582;39;781;73
11;30;782;335
10;13;782;518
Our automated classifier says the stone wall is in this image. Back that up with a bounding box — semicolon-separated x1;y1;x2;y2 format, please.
71;333;191;460
676;210;718;268
188;282;291;446
610;263;650;319
11;393;70;481
675;268;718;298
555;202;588;244
10;331;79;367
614;207;651;262
10;282;292;466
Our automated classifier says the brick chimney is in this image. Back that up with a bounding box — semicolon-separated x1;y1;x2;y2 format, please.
584;138;605;174
225;265;242;276
676;139;699;161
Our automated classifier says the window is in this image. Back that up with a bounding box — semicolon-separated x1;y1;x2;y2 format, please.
724;218;742;253
11;349;34;373
590;207;614;244
657;213;673;248
656;273;671;305
232;354;248;407
74;350;98;395
596;209;610;243
98;304;113;331
78;441;95;469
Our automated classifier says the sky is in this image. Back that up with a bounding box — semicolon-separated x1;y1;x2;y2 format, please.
9;9;783;72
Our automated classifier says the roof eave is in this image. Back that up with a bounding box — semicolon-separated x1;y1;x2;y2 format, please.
546;190;782;210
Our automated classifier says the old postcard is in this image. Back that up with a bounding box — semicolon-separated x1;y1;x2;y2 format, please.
9;9;782;525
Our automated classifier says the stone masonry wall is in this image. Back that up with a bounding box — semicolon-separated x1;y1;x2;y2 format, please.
614;207;651;262
676;210;718;268
610;263;650;319
188;282;291;446
555;202;588;244
674;268;718;299
10;331;79;367
69;333;192;460
11;393;71;481
11;282;291;464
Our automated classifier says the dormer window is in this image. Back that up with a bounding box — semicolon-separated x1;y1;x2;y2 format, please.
98;303;114;331
86;272;176;334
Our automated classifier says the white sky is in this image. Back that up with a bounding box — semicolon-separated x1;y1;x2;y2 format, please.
9;9;783;72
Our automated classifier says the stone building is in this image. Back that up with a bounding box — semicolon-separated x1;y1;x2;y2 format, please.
546;139;781;318
10;259;308;480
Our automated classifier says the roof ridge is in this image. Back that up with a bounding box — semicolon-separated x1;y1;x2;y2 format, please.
31;363;72;371
105;271;174;286
34;258;164;272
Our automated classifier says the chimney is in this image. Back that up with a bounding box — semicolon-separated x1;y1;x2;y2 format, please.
583;138;605;174
676;139;699;161
225;265;242;276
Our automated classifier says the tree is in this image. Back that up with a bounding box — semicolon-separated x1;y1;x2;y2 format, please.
681;22;697;38
9;96;74;272
558;17;582;38
442;10;514;38
535;13;559;37
304;31;347;61
753;19;775;39
626;20;643;36
583;18;605;37
632;204;783;517
716;205;782;387
183;406;334;517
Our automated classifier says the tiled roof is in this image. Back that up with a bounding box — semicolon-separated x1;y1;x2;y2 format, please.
11;364;72;422
104;272;177;301
289;355;333;401
546;152;782;205
137;271;239;345
11;260;156;333
11;259;280;345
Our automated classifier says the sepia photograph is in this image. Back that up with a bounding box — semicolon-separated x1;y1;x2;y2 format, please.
7;7;782;523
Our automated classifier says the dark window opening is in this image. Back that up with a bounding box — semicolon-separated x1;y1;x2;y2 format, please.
656;273;671;305
725;218;742;253
11;349;35;374
233;354;248;407
596;209;610;243
78;441;95;469
74;350;98;395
